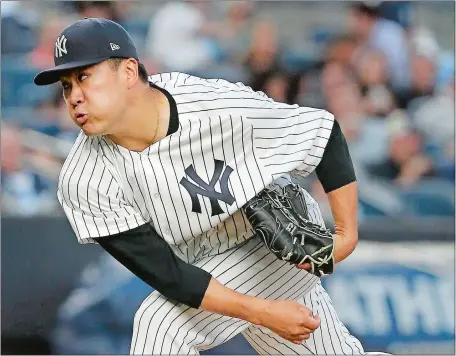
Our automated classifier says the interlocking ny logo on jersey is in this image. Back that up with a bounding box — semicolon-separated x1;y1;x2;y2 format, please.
55;35;68;58
180;159;235;216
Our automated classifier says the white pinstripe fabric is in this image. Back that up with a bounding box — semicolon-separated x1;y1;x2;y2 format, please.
56;72;359;355
129;188;364;355
58;72;334;259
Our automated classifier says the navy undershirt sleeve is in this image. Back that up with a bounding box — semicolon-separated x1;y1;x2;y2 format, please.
315;119;356;193
95;224;211;309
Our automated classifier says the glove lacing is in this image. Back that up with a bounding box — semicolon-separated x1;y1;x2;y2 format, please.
262;186;334;269
262;186;332;237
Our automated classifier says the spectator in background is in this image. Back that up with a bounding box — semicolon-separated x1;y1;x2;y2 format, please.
322;62;389;168
243;19;281;92
297;34;358;109
324;34;359;68
393;26;454;182
1;124;55;216
377;1;412;31
367;114;436;188
145;1;222;73
412;77;455;182
262;72;288;103
349;2;410;91
242;19;301;104
216;1;255;63
396;27;440;112
355;49;396;118
72;1;127;25
1;88;79;217
1;1;37;55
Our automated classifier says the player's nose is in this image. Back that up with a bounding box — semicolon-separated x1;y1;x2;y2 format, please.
68;85;85;107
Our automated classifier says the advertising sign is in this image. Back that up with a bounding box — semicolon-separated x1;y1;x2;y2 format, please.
321;241;455;354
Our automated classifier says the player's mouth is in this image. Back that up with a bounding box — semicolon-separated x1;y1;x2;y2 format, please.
75;113;88;125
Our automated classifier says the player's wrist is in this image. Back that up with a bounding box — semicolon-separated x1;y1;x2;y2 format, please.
244;298;273;326
332;232;357;264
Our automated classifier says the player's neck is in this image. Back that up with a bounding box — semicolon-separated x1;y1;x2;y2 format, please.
107;85;170;152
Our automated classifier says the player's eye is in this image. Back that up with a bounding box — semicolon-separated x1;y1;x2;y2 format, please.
78;73;88;82
61;82;70;90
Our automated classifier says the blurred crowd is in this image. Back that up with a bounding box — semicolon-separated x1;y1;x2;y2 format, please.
1;0;455;219
1;2;454;355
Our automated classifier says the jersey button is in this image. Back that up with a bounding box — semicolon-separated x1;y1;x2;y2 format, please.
154;193;160;199
164;228;171;235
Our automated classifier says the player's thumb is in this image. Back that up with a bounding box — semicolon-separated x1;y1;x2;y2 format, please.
309;314;321;330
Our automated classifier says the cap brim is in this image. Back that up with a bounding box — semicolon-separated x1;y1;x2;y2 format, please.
33;57;109;86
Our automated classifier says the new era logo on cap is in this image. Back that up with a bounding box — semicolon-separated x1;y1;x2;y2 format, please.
110;42;120;51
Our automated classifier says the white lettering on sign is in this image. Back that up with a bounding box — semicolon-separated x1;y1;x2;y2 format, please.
324;278;367;335
354;276;391;335
387;275;440;335
436;278;455;333
324;272;454;336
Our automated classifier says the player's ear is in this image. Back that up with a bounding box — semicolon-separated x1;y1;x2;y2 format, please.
123;58;140;89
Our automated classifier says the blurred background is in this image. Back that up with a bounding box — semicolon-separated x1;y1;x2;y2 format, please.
1;1;454;355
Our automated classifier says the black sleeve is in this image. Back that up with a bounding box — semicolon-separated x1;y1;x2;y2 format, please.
95;224;212;309
315;119;356;193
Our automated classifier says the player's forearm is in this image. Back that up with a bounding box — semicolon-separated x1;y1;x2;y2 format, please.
327;181;359;264
96;224;269;315
200;277;265;325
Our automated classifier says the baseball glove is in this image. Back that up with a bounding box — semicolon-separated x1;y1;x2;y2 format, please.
243;182;335;278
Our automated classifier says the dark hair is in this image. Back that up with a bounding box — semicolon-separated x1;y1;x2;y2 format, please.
351;2;380;18
327;33;358;47
73;1;115;14
107;57;149;84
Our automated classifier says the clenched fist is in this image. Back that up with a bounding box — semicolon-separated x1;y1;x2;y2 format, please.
255;299;321;344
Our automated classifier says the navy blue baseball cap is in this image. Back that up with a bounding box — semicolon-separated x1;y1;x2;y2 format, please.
34;17;139;86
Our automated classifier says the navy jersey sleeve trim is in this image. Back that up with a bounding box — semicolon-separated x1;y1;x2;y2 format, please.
95;223;211;309
315;119;356;193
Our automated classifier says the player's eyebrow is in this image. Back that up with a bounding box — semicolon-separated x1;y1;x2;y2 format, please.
60;71;78;82
60;66;92;82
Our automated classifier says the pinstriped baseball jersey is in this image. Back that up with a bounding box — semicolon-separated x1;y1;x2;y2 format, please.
57;72;334;263
129;183;364;355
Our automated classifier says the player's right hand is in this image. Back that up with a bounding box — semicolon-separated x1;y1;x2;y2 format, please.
257;300;320;344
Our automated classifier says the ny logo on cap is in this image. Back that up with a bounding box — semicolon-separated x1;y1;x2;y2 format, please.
110;42;120;51
55;35;68;58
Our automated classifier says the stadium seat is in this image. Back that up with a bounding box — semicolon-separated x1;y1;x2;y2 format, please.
400;179;455;217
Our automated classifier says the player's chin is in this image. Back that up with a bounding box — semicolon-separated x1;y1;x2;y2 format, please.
80;122;104;136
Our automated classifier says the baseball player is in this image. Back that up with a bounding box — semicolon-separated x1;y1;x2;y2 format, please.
34;18;365;355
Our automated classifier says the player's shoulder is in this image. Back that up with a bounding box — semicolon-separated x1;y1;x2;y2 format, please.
148;72;243;93
148;72;187;89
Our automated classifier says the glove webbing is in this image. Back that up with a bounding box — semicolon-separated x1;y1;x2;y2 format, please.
262;187;332;237
260;187;301;226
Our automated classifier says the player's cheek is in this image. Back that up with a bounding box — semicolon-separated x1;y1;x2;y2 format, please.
101;91;121;113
